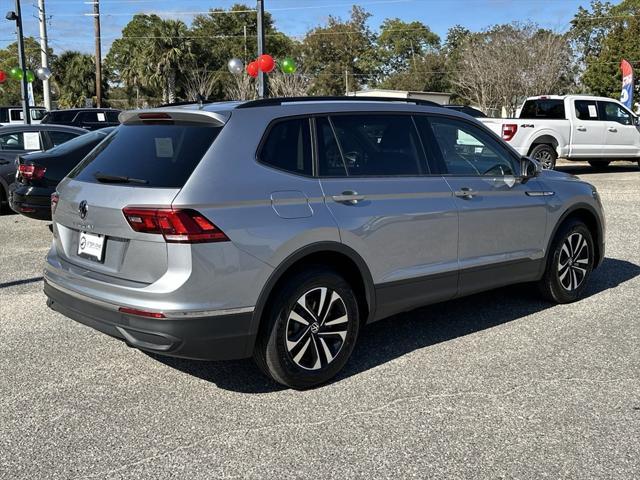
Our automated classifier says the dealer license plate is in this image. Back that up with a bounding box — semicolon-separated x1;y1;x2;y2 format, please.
77;231;105;262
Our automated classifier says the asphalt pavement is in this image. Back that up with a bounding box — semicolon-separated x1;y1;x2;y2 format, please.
1;161;638;479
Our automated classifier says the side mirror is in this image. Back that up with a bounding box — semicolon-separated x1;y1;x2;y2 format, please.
634;116;640;126
520;156;542;182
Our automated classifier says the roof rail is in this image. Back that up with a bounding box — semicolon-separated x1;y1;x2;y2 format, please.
235;96;440;109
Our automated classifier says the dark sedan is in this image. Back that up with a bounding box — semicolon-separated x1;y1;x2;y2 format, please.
10;127;116;220
0;124;87;215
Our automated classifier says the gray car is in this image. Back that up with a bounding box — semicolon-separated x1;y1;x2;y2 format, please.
44;98;605;389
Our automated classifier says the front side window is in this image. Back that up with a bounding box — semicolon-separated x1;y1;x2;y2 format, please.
259;118;312;176
317;114;425;177
574;100;599;121
428;117;517;176
600;101;633;125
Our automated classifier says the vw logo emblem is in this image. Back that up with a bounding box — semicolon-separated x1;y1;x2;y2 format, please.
78;200;88;220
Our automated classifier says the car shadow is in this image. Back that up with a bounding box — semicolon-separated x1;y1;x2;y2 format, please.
556;162;638;175
150;257;640;393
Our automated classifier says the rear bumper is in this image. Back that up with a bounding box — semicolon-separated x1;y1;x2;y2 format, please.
9;184;52;220
44;279;257;361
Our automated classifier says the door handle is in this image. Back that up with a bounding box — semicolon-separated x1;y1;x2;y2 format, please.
576;126;587;131
454;187;475;199
0;160;10;165
607;126;617;132
331;190;365;205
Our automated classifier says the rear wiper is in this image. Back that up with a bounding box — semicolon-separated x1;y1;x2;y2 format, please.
94;172;148;185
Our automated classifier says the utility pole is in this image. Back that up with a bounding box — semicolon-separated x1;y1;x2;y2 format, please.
256;0;266;98
6;1;30;124
37;0;51;111
93;0;102;107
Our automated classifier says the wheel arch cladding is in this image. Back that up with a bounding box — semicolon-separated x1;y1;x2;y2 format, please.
528;135;559;154
549;204;603;268
246;242;376;356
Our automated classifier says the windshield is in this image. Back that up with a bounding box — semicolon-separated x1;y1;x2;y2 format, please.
47;127;115;155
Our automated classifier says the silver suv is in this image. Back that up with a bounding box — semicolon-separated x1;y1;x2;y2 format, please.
44;98;605;389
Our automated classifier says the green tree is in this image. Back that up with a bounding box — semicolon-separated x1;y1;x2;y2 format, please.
0;37;53;105
301;6;377;95
571;0;640;99
53;51;105;108
377;19;439;76
190;3;295;100
148;19;194;104
105;14;164;106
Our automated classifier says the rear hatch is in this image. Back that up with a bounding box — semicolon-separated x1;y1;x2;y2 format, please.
52;109;227;285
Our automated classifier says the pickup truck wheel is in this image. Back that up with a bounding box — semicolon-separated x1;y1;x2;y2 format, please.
588;160;610;170
538;219;594;304
529;144;557;170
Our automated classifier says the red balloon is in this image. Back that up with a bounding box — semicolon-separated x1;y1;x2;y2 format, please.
258;54;275;73
0;70;6;83
247;61;259;78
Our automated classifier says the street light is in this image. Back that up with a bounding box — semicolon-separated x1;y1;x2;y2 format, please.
5;1;30;125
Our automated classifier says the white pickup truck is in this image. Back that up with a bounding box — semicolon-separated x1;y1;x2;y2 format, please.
479;95;640;170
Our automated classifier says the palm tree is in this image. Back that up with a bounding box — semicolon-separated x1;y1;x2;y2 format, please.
54;52;96;107
148;19;193;103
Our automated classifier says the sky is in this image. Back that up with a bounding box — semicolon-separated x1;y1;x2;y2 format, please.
0;0;620;56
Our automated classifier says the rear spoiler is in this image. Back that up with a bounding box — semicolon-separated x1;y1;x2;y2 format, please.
119;108;229;127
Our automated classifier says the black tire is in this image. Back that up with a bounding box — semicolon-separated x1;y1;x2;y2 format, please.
529;144;557;170
254;266;360;389
538;219;594;304
588;160;610;170
0;185;6;216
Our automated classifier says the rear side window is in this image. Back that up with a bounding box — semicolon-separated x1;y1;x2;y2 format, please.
575;100;599;121
0;131;41;151
259;118;312;176
318;114;425;177
106;111;120;123
49;130;81;147
520;100;565;119
69;124;221;188
47;111;77;123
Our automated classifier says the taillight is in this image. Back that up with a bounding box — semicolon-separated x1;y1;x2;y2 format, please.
51;192;59;216
502;124;518;141
18;163;46;181
122;207;229;244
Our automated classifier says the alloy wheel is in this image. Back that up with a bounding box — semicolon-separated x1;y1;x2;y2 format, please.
535;150;554;169
285;287;350;371
557;233;590;291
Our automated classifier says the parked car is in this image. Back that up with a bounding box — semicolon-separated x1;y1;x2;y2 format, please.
443;105;487;118
41;108;121;131
9;127;116;220
0;124;87;215
44;97;605;389
479;95;640;170
0;106;48;126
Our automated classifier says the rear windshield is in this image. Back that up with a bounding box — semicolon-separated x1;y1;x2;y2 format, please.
69;124;221;188
519;99;566;119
